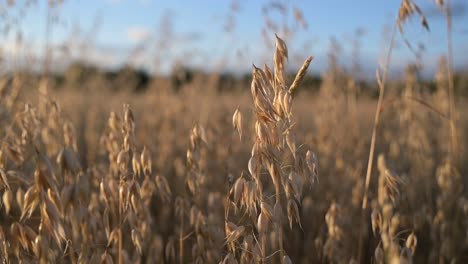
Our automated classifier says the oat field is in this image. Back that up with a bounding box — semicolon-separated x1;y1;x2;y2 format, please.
1;0;468;263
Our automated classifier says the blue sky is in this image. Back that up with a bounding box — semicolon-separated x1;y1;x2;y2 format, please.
2;0;468;77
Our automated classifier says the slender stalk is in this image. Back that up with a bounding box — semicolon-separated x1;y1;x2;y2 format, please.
361;23;398;210
275;185;284;261
357;22;398;263
444;0;458;161
118;231;123;264
179;211;184;264
118;179;123;264
261;234;266;264
278;227;284;262
381;95;450;121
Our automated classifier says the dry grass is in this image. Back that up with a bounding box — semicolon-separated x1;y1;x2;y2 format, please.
1;67;467;263
0;1;468;263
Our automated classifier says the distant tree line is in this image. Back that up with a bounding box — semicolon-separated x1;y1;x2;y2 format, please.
9;62;468;97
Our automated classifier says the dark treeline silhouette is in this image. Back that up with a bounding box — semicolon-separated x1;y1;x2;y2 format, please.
8;62;468;97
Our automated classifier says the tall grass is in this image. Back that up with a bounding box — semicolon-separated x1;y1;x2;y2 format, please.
0;1;467;263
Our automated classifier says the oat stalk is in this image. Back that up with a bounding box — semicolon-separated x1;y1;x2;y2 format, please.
358;20;398;263
442;0;458;160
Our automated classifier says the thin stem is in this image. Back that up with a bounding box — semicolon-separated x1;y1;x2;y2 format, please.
261;234;266;264
118;179;123;264
278;227;284;261
275;185;284;261
362;22;397;210
179;211;184;264
444;0;458;161
358;21;398;263
381;95;449;121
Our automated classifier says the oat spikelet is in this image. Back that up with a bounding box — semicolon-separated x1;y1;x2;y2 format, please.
141;146;152;176
257;211;270;234
282;90;293;117
2;189;13;215
289;56;314;96
283;255;293;264
293;7;307;29
232;107;243;140
274;34;288;86
405;232;417;255
306;150;319;184
224;225;245;245
264;63;274;86
371;209;382;236
285;129;296;158
232;176;245;205
374;245;384;264
132;151;141;177
0;169;10;189
287;198;302;230
398;0;429;31
155;175;172;202
131;229;143;255
107;228;120;249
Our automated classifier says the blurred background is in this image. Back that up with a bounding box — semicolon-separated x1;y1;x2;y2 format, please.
1;0;467;86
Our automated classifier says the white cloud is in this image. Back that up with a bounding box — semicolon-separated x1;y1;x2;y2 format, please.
126;26;151;43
